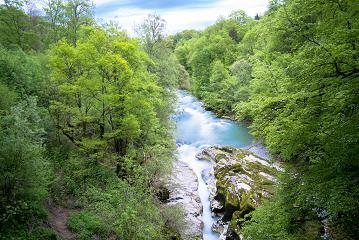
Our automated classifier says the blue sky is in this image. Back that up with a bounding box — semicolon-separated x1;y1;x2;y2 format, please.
93;0;269;34
95;0;217;13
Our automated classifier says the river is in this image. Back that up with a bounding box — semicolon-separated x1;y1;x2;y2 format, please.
174;90;253;240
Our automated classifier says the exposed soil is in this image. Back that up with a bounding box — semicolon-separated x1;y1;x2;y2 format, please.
47;205;76;240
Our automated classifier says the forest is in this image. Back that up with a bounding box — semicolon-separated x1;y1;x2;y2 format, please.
0;0;358;239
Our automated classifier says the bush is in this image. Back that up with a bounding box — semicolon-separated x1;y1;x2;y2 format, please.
85;180;166;240
67;210;108;240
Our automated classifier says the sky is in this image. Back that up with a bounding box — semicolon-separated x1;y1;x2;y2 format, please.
93;0;269;35
0;0;269;35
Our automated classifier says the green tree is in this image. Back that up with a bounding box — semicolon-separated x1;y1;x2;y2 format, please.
64;0;93;46
175;14;250;106
136;13;166;58
48;26;174;180
0;4;38;50
43;0;65;43
203;60;229;112
238;0;359;238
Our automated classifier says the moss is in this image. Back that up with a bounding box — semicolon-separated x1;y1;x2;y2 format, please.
225;190;240;208
231;211;242;223
162;226;181;240
223;190;240;221
212;146;280;235
231;163;244;173
215;162;244;179
229;211;243;231
246;162;264;173
215;153;226;161
226;211;244;240
235;151;247;160
256;179;276;194
215;175;228;203
228;211;242;237
226;194;256;239
221;146;235;153
239;191;256;218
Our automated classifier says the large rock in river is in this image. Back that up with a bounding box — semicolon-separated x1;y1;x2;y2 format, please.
197;146;280;239
166;160;202;240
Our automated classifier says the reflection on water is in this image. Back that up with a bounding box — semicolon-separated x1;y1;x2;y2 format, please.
174;90;253;240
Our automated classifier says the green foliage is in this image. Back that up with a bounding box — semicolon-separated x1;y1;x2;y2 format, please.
3;0;357;238
171;29;199;48
82;180;166;239
67;210;108;239
176;63;190;90
177;1;359;238
0;0;94;51
0;82;18;113
60;166;173;239
0;4;177;239
0;226;57;240
0;46;47;100
202;60;229;112
242;172;326;240
45;22;177;240
174;12;253;113
0;97;50;228
241;198;293;240
47;26;175;182
0;5;42;50
137;14;187;92
161;204;186;238
63;0;94;45
136;14;166;58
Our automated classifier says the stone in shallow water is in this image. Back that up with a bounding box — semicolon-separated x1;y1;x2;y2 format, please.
212;221;225;233
211;199;224;214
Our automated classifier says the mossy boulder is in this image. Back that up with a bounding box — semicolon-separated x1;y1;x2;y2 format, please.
197;146;281;238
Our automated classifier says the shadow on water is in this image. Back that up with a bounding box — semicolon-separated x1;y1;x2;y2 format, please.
174;90;253;240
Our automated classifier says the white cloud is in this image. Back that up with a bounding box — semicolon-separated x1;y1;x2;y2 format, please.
0;0;268;35
94;0;269;35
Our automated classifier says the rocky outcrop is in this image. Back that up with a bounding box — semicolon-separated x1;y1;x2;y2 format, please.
197;145;280;239
166;160;203;240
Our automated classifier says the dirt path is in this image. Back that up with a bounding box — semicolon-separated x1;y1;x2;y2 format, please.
48;205;76;240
